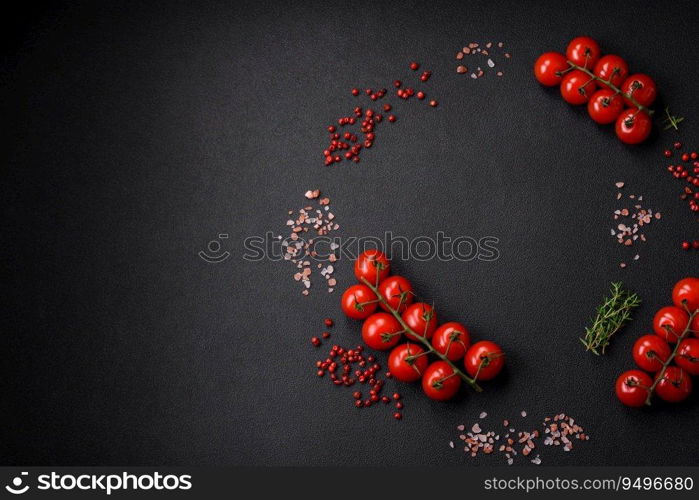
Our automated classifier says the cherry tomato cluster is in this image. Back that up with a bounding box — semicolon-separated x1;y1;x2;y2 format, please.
534;36;657;144
341;249;505;401
616;277;699;407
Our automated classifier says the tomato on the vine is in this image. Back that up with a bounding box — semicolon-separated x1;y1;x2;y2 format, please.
388;342;429;382
615;110;652;145
672;277;699;313
354;249;390;286
621;74;657;107
341;284;377;320
560;70;597;105
431;322;470;361
676;338;699;376
361;312;402;351
587;89;624;124
534;52;569;87
401;302;437;341
632;335;671;372
653;306;689;343
464;340;504;381
378;275;414;313
593;54;629;87
565;36;601;69
615;370;652;407
655;366;692;403
421;361;461;401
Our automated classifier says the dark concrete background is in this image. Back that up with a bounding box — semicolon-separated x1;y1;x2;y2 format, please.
2;0;698;465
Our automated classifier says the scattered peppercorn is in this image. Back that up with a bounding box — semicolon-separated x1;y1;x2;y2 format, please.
313;342;405;419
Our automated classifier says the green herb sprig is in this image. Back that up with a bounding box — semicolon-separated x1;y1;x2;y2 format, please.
662;106;684;131
581;282;641;355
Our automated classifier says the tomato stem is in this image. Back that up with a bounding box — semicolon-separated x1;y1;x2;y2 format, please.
565;60;654;116
644;304;698;405
359;277;483;392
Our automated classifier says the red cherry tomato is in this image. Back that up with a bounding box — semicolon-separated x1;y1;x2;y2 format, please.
615;370;652;407
593;55;629;87
587;89;624;124
431;322;471;361
560;70;597;105
464;340;504;381
676;338;699;376
692;314;699;340
378;275;414;313
653;306;689;343
621;74;657;107
632;335;671;372
354;249;390;286
421;361;461;401
615;110;652;145
565;36;601;69
672;277;699;313
534;52;569;87
340;284;377;320
361;312;402;351
401;302;437;341
388;342;429;382
655;366;692;403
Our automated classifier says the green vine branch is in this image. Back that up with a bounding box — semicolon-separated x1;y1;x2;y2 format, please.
360;277;483;392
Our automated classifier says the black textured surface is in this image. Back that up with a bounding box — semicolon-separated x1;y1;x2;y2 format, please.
2;0;698;466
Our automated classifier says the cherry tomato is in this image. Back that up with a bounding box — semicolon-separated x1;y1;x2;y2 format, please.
431;322;470;361
560;70;597;105
565;36;601;69
653;306;689;343
340;284;378;320
593;55;629;87
676;338;699;376
401;302;437;341
587;89;624;124
692;314;699;340
354;249;390;286
655;366;692;403
615;110;652;145
378;275;414;313
615;370;652;407
421;361;461;401
632;335;671;372
464;340;504;381
672;277;699;313
388;342;429;382
621;74;657;107
361;312;402;351
534;52;569;87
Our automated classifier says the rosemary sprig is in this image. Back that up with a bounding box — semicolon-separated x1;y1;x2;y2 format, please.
581;282;641;355
661;106;684;131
